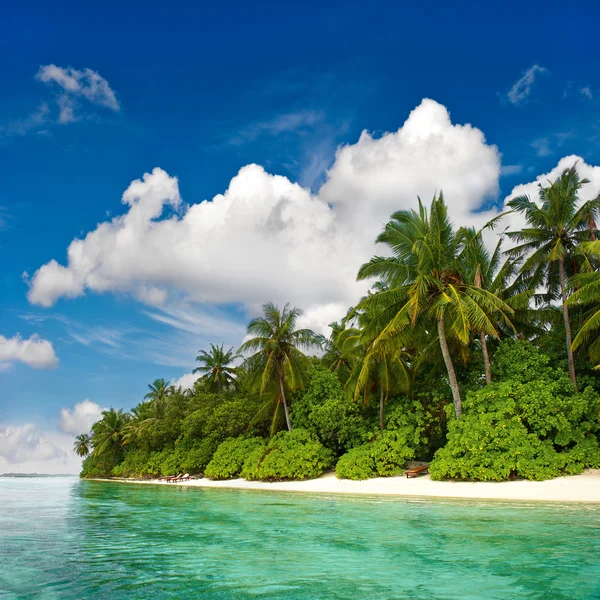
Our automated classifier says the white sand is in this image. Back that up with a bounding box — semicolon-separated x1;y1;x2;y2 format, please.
102;469;600;503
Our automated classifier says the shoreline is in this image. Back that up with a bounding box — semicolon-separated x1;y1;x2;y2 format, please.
90;469;600;503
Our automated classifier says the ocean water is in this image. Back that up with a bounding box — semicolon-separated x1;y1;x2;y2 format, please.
1;478;599;599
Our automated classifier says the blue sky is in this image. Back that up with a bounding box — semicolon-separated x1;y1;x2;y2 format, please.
2;0;600;472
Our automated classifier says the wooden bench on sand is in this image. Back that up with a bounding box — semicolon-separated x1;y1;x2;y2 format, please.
404;465;429;478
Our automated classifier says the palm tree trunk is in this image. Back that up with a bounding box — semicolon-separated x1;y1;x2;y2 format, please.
379;387;385;431
480;333;492;385
278;372;293;432
559;258;578;390
438;317;462;418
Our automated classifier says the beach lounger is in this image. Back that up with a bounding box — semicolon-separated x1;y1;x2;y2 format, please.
166;473;183;483
404;465;429;478
179;474;191;481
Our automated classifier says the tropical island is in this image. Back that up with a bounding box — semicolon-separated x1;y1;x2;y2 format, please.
76;167;600;498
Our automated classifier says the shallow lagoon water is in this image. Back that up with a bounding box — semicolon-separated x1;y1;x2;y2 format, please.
1;477;599;599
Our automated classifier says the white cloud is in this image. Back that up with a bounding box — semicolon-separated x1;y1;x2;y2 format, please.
507;65;548;105
580;86;593;99
231;110;324;144
26;99;502;333
36;64;120;121
0;334;59;369
501;164;523;176
59;400;105;434
531;137;552;157
0;103;50;138
0;424;82;474
171;372;201;390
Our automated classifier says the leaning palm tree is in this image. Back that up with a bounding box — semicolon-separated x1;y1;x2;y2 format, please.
506;164;600;389
356;193;514;418
342;310;411;430
238;302;323;431
91;408;130;457
193;343;241;393
73;433;91;457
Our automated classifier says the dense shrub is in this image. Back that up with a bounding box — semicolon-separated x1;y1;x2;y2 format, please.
81;453;118;478
205;437;267;479
112;449;156;478
336;428;415;480
241;429;334;481
430;341;600;481
292;366;367;455
179;438;219;474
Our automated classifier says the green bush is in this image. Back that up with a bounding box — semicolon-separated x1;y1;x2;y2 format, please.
241;429;334;481
336;428;415;480
240;444;267;480
430;341;600;482
335;445;376;480
81;453;118;478
179;438;219;475
205;437;267;480
112;449;156;478
292;366;367;455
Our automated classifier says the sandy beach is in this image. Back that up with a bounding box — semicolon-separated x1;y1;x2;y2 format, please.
98;469;600;503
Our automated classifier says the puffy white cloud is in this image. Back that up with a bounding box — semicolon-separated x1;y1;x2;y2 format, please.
0;424;82;474
59;400;105;435
35;64;119;123
0;334;58;369
507;65;548;105
171;372;201;390
25;99;512;334
580;86;593;100
0;424;65;463
320;98;501;240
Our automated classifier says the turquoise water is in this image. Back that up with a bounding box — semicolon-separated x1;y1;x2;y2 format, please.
1;478;600;599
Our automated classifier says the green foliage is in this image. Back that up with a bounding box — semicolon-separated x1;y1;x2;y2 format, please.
241;429;334;481
80;453;118;478
291;365;367;455
205;437;267;480
179;438;219;474
336;428;416;480
430;341;600;481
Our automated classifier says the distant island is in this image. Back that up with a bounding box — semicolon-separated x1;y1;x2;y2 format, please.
0;473;76;478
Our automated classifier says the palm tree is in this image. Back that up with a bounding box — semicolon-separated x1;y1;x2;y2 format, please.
458;227;530;384
322;319;355;386
342;311;410;430
356;193;514;418
567;241;600;366
91;408;130;457
238;302;322;431
73;433;91;457
507;164;599;389
193;343;241;393
144;378;171;415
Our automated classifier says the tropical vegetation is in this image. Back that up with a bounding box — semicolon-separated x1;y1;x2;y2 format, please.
79;165;600;483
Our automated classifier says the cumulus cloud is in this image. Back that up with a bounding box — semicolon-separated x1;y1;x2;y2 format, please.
171;372;201;390
59;400;105;434
580;86;593;99
36;64;120;122
26;99;503;333
507;65;548;105
0;334;59;369
0;424;66;464
0;424;82;474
